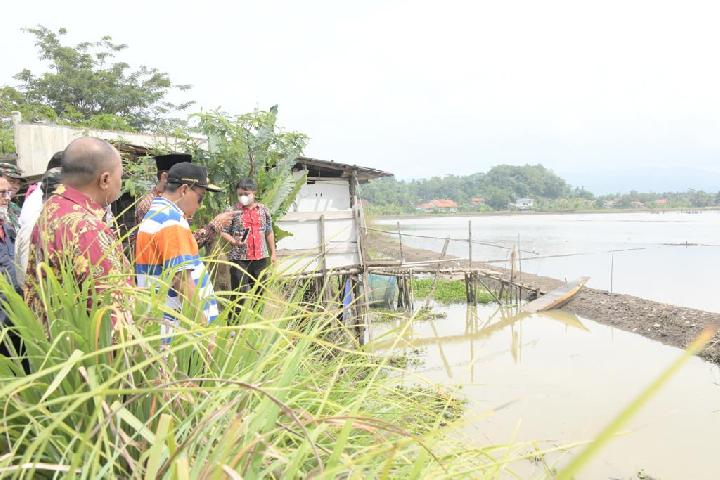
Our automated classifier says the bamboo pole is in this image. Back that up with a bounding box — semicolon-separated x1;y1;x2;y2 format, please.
468;220;473;268
425;237;451;309
397;221;404;265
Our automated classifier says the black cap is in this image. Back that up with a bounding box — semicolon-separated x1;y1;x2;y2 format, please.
166;163;222;192
154;153;192;172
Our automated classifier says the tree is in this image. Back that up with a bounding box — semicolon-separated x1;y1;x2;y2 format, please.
5;25;192;131
158;107;308;240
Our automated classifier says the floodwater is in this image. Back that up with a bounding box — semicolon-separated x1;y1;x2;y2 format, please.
370;304;720;479
377;211;720;312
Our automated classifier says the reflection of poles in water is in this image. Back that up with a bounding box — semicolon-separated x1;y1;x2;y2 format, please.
424;237;451;310
466;303;478;382
429;318;453;379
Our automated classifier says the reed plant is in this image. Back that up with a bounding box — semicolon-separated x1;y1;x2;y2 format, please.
0;256;524;479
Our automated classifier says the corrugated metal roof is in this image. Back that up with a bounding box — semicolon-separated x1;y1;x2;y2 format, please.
294;156;393;182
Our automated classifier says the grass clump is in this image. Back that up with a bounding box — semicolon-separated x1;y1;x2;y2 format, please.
411;278;495;304
0;257;522;478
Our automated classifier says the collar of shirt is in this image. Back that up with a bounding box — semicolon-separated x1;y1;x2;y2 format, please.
154;196;186;219
55;184;107;221
234;202;261;211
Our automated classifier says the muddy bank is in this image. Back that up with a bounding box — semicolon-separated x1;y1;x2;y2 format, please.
367;231;720;364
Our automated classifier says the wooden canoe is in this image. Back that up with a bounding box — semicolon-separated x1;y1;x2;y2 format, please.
521;276;590;313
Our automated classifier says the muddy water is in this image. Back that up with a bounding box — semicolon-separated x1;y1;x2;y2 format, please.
371;304;720;479
378;211;720;312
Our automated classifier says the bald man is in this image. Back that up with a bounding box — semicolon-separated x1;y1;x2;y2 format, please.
25;137;132;328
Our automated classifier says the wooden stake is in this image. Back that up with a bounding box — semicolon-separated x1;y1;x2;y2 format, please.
397;221;404;265
425;237;451;309
468;220;473;268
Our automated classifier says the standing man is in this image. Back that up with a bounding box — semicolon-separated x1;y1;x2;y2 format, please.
135;163;222;344
0;163;24;232
219;178;277;295
15;157;62;288
134;153;191;227
134;153;225;248
0;175;25;371
25;137;132;324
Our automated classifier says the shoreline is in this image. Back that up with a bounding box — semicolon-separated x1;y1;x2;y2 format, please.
367;230;720;364
372;207;720;220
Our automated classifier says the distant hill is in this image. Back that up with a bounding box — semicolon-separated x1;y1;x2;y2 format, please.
360;164;720;214
360;164;587;212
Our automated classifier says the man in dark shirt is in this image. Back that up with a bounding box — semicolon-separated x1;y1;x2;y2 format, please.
0;175;25;372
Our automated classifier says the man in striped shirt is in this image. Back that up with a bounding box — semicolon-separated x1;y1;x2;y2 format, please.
135;163;222;344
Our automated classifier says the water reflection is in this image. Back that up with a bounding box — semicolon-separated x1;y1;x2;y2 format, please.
371;304;720;479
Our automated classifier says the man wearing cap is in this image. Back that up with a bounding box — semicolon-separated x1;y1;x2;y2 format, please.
0;162;24;231
135;162;222;344
134;153;228;248
134;153;190;227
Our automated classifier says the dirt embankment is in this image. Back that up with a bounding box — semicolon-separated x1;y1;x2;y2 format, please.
367;231;720;364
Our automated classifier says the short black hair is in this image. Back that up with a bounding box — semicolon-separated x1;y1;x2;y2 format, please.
235;178;257;191
47;151;63;170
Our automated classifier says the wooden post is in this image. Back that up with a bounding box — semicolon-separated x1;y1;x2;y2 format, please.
397;221;404;265
468;220;473;268
318;215;333;304
425;237;450;309
408;269;415;313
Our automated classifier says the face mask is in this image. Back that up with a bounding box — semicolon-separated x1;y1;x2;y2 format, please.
239;194;253;206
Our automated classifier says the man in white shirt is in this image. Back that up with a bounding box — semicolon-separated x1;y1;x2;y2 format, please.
15;153;62;287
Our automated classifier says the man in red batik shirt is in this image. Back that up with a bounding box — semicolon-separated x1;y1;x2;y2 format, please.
25;137;133;327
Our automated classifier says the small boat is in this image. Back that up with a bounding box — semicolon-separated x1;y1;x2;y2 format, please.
521;276;590;313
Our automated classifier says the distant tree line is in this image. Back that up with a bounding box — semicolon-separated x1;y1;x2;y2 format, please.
360;165;720;214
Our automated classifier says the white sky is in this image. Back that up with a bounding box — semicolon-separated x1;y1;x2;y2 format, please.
2;0;720;193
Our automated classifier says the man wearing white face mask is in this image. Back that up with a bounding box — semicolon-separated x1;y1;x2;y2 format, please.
218;178;276;297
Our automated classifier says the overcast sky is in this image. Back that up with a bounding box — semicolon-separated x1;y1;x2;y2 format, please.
3;0;720;193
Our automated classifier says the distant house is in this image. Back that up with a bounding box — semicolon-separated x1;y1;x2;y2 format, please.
603;200;617;208
514;198;534;210
470;196;484;206
631;201;645;209
655;198;669;206
416;199;458;213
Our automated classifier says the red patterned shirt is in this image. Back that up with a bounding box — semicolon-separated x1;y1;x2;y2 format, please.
25;185;133;324
222;203;273;261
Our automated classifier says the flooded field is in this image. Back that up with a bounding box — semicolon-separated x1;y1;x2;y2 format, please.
370;303;720;478
377;211;720;312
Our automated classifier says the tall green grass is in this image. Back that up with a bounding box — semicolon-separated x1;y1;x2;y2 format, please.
0;254;530;479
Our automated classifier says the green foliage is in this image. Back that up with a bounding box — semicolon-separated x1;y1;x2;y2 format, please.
121;154;157;198
0;257;524;478
5;25;192;131
176;108;308;225
411;278;494;304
